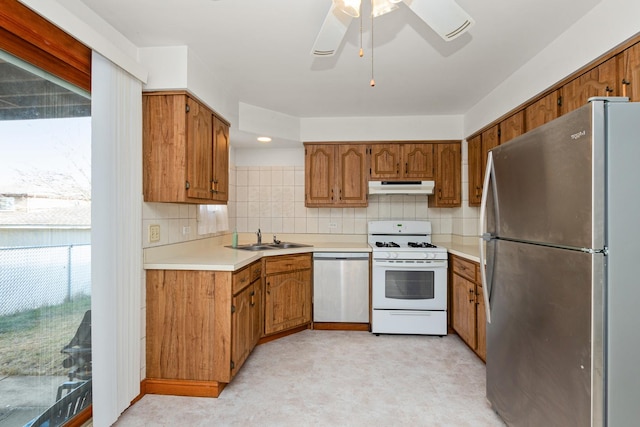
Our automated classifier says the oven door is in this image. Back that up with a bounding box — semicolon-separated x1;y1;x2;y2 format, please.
372;259;447;310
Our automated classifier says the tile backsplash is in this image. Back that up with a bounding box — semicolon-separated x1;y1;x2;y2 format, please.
142;142;480;247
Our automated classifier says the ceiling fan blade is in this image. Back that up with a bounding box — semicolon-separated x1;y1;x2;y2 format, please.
404;0;474;41
311;5;353;56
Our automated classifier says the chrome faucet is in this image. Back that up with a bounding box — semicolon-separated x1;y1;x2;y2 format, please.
256;228;262;245
273;235;281;244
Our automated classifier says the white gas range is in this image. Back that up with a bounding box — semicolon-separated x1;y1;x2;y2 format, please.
368;220;448;336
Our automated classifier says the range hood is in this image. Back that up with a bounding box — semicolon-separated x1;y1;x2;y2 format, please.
368;181;435;195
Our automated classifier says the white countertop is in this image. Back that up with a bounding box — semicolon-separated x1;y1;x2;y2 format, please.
144;236;371;271
144;234;482;271
438;241;481;263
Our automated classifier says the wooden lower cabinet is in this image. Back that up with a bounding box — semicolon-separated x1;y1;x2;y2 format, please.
145;260;262;397
450;254;486;361
263;253;312;336
231;261;262;377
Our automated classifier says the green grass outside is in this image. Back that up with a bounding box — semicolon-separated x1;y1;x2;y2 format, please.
0;295;91;376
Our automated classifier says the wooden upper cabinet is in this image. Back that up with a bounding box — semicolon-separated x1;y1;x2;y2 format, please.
561;57;618;115
336;145;368;206
212;116;229;202
143;91;230;204
403;143;434;179
304;143;367;207
481;125;499;176
500;111;525;144
305;144;335;206
525;90;560;132
467;135;482;207
619;41;640;102
468;127;498;208
370;143;434;180
186;98;214;200
369;144;401;179
430;143;461;207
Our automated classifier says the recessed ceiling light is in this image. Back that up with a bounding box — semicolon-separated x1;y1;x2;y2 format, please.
257;136;272;143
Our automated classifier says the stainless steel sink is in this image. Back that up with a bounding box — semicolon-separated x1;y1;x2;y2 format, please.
228;242;312;251
267;242;312;249
227;244;275;251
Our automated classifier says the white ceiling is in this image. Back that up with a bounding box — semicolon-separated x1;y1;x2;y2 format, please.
78;0;602;146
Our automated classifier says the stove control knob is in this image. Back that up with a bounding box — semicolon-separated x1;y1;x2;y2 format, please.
427;253;436;259
389;252;398;259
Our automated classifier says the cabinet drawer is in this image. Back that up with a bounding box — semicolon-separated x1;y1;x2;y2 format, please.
264;254;312;275
233;266;251;294
250;261;262;282
452;256;478;283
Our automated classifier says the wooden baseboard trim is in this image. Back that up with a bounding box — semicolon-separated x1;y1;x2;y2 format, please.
312;322;370;331
258;324;310;345
142;378;226;398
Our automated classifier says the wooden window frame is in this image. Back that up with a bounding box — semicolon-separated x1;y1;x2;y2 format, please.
0;0;91;91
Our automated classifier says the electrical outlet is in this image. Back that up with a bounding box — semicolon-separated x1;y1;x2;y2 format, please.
328;222;338;229
182;226;191;235
148;224;161;242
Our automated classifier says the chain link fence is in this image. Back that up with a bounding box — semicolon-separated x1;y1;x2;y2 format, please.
0;244;91;316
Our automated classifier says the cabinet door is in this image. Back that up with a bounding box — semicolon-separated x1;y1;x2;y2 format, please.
467;135;482;207
403;143;434;179
481;126;499;183
143;93;188;202
500;111;525;144
336;145;368;206
146;270;218;381
431;143;461;207
185;97;214;200
251;279;263;347
211;116;229;203
619;42;640;102
231;283;252;377
452;273;475;349
264;269;312;335
525;90;559;132
305;145;335;206
561;57;618;115
370;144;401;179
476;283;486;362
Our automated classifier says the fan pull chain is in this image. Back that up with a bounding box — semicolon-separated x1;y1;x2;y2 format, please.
359;3;364;57
370;0;375;87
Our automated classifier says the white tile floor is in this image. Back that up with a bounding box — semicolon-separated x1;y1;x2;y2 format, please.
115;330;505;426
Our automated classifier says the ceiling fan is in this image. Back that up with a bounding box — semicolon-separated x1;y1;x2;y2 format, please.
311;0;475;56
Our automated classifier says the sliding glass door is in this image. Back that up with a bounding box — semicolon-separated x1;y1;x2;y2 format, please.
0;50;92;427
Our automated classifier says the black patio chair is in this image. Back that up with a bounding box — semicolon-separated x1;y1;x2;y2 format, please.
23;379;92;427
57;310;92;400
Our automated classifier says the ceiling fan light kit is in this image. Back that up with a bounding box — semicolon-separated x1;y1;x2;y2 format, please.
371;0;398;18
333;0;362;17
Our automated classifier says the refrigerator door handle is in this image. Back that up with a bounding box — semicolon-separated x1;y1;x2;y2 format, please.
479;151;494;324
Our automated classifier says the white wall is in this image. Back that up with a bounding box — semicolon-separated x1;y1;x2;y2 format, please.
464;0;640;135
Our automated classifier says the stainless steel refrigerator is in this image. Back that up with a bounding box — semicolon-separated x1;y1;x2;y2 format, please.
479;98;640;426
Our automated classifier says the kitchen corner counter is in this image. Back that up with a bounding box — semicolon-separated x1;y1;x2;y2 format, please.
144;238;371;272
438;240;481;263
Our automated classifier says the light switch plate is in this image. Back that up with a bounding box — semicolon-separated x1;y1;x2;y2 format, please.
148;224;161;242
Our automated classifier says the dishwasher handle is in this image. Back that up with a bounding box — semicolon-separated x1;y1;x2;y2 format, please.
313;252;369;261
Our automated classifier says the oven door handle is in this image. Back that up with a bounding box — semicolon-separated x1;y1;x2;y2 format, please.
373;261;448;269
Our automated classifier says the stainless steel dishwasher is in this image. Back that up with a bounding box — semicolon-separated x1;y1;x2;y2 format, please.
313;252;369;323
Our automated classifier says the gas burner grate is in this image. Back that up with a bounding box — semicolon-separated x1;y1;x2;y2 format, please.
375;242;400;248
408;242;439;248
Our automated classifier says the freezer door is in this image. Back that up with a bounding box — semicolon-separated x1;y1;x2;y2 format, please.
486;239;602;427
490;103;600;249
